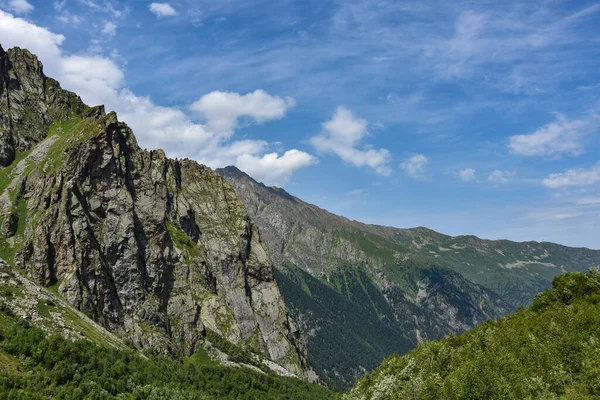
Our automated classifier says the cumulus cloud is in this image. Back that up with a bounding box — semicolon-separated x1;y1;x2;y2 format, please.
400;154;428;179
0;10;314;186
458;168;476;181
190;90;295;134
0;9;64;74
508;111;599;157
236;150;317;186
488;170;515;184
5;0;34;14
102;21;117;36
542;162;600;188
310;106;391;175
149;2;177;18
60;55;124;104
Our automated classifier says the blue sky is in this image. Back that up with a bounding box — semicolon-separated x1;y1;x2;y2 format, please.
1;0;599;248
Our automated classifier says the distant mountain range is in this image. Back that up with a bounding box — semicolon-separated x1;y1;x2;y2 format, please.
218;165;600;388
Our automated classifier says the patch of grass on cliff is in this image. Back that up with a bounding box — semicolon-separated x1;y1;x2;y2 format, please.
0;349;20;373
185;347;219;368
60;307;126;350
0;150;31;195
0;199;28;266
167;221;200;264
35;299;56;318
205;329;270;373
42;115;87;174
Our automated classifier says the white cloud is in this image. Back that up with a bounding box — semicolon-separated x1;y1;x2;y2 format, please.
60;55;124;105
575;197;600;205
56;13;83;25
0;9;64;75
347;189;364;196
488;170;515;184
310;106;391;175
542;162;600;188
0;10;314;186
458;168;476;181
236;150;317;186
6;0;34;14
508;112;599;157
102;21;117;36
149;2;177;18
189;90;295;134
400;154;428;179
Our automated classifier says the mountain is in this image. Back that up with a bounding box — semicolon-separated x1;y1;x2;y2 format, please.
218;166;523;387
0;46;316;381
218;166;600;388
346;270;600;399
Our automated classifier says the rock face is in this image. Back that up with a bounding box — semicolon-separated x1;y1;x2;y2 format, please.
0;46;312;380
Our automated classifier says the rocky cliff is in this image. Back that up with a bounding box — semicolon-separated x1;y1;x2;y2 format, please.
0;46;314;380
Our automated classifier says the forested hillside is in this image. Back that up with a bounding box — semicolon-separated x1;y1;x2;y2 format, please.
0;307;336;399
347;270;600;399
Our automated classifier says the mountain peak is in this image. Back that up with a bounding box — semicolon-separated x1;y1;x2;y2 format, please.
0;45;85;166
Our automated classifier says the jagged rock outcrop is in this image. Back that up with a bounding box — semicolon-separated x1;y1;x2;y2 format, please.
0;45;314;380
0;46;84;166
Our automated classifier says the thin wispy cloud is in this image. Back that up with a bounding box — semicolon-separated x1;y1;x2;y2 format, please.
458;168;476;182
347;189;364;196
102;21;117;36
488;170;516;184
542;162;600;188
401;154;428;180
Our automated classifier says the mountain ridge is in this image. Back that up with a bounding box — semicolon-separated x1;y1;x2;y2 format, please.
0;45;316;381
219;166;599;252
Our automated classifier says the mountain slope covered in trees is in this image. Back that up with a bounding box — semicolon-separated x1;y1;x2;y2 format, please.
346;270;600;399
0;306;335;399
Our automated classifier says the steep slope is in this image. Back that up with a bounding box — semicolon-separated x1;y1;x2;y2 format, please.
218;166;513;388
346;270;600;399
0;46;313;380
0;308;336;399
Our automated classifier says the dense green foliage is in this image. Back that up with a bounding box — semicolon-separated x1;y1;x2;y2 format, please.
276;261;508;390
347;270;600;399
275;266;414;389
0;311;336;400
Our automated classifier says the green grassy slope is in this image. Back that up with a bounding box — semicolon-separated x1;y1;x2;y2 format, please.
347;270;600;400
